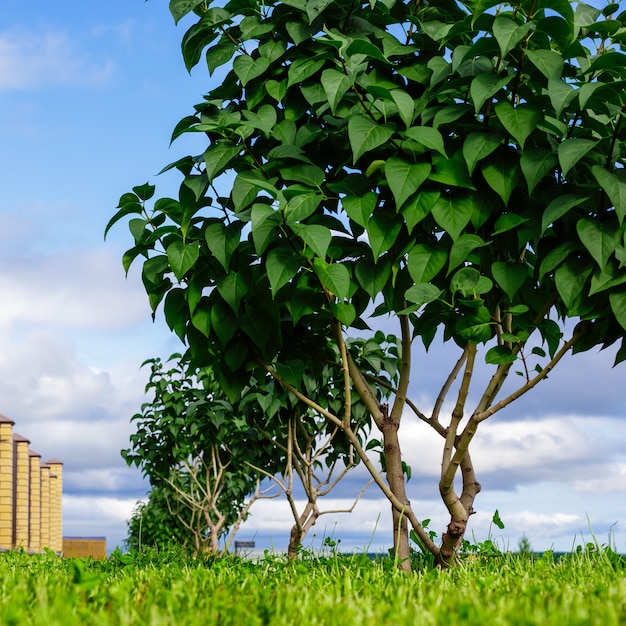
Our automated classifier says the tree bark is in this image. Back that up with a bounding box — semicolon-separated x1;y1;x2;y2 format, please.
380;404;411;571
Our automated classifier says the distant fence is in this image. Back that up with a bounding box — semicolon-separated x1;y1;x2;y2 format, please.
63;537;107;559
0;414;63;553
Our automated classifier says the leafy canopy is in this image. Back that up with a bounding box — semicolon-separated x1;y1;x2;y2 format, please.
110;0;626;393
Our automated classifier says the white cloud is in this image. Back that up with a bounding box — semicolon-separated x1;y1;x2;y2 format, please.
0;330;150;422
0;29;114;91
63;495;139;549
572;463;626;495
0;248;150;332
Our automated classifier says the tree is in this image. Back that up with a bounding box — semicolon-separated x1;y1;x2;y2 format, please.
125;486;192;551
126;348;382;556
110;0;626;568
123;355;280;555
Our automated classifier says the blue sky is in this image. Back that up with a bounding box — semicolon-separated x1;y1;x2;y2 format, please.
1;0;626;556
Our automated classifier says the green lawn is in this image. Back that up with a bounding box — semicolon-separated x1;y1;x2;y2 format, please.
0;547;624;625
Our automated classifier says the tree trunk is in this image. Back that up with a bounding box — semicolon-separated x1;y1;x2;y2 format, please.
437;452;481;568
381;405;411;571
287;523;303;559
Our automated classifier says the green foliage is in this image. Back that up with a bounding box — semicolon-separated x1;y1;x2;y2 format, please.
125;487;191;552
0;548;624;624
110;0;626;565
110;0;626;382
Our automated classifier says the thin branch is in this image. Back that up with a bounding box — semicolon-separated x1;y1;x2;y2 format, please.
431;347;468;423
474;325;587;423
390;313;411;424
263;362;440;557
441;344;476;476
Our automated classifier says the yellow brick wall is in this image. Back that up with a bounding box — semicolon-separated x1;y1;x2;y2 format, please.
40;465;50;550
29;452;41;552
47;461;63;553
13;438;30;548
0;416;65;554
0;421;13;549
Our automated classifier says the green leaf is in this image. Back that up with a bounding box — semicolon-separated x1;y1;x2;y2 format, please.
558;139;597;178
242;104;278;137
239;15;273;40
266;246;301;295
407;244;448;283
481;154;520;205
554;258;592;311
346;39;390;64
432;194;474;241
384;157;431;209
343;193;377;228
132;183;156;201
367;213;402;258
167;240;199;282
520;148;557;196
205;221;242;271
282;165;325;188
284;193;322;223
541;195;588;234
390;90;415;129
206;42;238;76
610;289;626;331
233;55;270;86
450;267;493;297
429;152;474;189
321;68;355;115
492;261;528;301
592;166;626;224
330;301;357;326
217;272;249;311
211;299;237;346
485;345;517;365
539;242;579;279
405;283;443;305
306;0;334;23
492;213;529;235
105;199;143;240
402;190;439;233
526;49;564;80
291;223;331;258
266;79;287;102
494;102;540;149
348;116;395;163
404;126;447;156
169;0;205;24
575;2;601;27
576;218;621;270
287;57;325;87
251;203;282;255
448;234;489;274
492;509;505;530
204;143;240;183
462;132;502;175
470;72;512;114
164;288;188;341
258;40;286;63
312;259;351;300
492;16;533;58
355;257;391;298
547;78;576;117
589;265;626;295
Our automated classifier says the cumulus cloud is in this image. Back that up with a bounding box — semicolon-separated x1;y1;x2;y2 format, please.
572;464;626;495
63;495;139;549
0;248;150;332
0;28;114;91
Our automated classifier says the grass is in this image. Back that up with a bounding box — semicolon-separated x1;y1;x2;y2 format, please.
0;545;623;625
